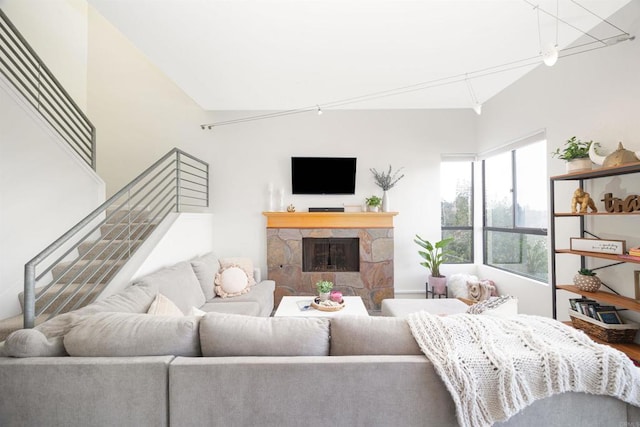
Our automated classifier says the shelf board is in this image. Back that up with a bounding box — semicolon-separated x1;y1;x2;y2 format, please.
555;249;640;264
554;212;640;217
551;162;640;181
562;321;640;362
556;284;640;311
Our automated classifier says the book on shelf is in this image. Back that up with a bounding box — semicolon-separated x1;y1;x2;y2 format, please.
628;246;640;257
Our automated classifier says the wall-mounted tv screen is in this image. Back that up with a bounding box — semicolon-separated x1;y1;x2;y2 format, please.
291;157;357;195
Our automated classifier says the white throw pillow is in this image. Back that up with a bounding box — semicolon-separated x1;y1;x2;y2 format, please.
187;306;207;317
147;293;184;316
219;257;256;286
214;266;251;298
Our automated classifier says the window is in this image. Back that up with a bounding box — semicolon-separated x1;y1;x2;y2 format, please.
483;140;548;281
441;160;473;263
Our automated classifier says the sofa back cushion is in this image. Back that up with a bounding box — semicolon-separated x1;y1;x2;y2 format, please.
34;284;157;339
4;329;67;357
200;313;330;356
64;312;201;357
133;261;206;313
330;316;422;356
190;252;219;300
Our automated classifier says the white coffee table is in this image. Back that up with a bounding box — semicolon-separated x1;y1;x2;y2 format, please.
274;296;369;317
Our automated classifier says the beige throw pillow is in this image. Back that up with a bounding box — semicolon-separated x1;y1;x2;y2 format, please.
147;293;184;316
214;266;251;298
219;257;256;287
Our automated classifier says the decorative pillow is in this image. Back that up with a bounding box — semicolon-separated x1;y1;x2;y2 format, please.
187;306;207;317
214;266;251;298
4;329;67;357
219;257;256;287
64;312;200;357
190;252;219;300
147;293;184;316
199;313;330;356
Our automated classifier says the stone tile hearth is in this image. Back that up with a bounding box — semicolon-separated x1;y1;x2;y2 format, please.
267;227;394;311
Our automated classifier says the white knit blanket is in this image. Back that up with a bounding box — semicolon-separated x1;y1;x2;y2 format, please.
407;312;640;427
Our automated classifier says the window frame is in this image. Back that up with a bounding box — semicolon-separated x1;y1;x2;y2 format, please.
482;145;548;281
441;160;474;264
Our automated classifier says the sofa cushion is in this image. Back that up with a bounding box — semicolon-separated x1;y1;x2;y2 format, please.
147;293;184;316
199;301;261;317
205;279;275;317
64;312;201;357
34;284;157;339
4;329;67;357
133;261;206;314
214;266;251;298
330;316;422;356
200;313;330;356
190;252;219;300
219;257;256;287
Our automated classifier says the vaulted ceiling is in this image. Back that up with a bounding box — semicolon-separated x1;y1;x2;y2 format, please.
88;0;633;111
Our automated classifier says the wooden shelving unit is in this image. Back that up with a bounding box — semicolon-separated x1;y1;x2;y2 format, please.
550;163;640;362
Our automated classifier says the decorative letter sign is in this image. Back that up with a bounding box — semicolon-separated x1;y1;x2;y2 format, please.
601;193;640;213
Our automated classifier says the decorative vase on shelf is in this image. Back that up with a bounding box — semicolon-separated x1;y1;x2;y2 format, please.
566;158;592;173
382;191;389;212
573;270;601;292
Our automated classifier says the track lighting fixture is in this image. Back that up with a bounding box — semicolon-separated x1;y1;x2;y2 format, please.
316;105;323;115
542;42;559;66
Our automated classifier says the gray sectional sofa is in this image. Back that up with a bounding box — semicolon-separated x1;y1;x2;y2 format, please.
0;253;639;426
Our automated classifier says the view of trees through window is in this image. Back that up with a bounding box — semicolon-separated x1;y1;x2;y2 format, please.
483;140;548;281
441;161;473;263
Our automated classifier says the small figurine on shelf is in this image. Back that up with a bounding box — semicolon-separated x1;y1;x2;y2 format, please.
571;188;598;213
287;204;296;212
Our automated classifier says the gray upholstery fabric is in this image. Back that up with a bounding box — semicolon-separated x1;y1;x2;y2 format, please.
169;355;458;427
0;356;172;427
34;284;156;339
200;313;330;356
204;279;275;317
4;328;67;357
64;312;201;357
330;316;422;356
133;261;206;313
199;301;261;316
190;252;219;300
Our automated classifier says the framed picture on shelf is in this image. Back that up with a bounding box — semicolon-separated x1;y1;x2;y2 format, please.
635;271;640;302
569;238;626;255
596;310;623;325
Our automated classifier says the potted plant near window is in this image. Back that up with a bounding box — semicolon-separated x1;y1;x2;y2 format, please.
414;235;453;296
315;280;334;301
552;136;595;173
573;268;602;292
365;195;382;212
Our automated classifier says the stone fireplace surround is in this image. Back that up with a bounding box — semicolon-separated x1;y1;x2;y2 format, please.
264;212;397;311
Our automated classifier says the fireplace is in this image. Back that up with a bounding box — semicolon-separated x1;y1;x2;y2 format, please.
302;238;359;272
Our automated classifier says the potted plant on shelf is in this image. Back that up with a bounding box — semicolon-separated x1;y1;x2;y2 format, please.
365;195;382;212
315;280;334;301
573;268;602;292
552;136;595;173
414;235;453;296
370;165;405;212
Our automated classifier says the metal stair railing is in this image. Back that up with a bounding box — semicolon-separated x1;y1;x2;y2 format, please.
0;9;96;169
23;148;209;328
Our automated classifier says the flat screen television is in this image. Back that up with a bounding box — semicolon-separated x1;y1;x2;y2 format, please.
291;157;357;195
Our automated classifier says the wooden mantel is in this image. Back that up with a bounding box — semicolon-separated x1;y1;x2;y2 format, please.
262;211;398;229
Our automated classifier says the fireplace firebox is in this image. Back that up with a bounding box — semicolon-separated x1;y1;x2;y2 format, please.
302;238;359;272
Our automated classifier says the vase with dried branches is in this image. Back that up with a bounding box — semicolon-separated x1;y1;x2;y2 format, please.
370;165;405;212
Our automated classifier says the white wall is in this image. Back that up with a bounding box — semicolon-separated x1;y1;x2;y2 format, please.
1;0;89;109
477;1;640;317
85;7;478;297
0;76;104;319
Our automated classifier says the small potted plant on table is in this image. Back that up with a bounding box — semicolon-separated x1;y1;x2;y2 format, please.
315;280;334;301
